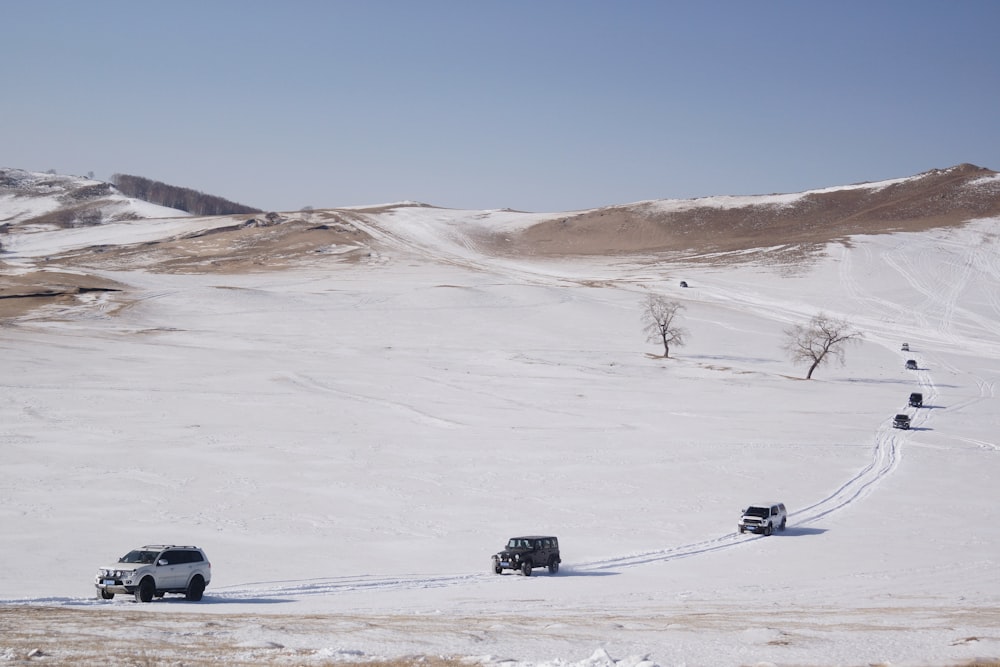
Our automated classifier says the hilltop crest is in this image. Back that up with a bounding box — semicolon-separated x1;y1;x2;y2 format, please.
0;168;190;228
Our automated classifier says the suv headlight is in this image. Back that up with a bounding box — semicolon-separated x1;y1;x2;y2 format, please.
98;568;135;579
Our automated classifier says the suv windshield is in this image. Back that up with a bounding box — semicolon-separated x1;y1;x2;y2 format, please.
745;507;769;518
119;550;158;564
507;539;531;549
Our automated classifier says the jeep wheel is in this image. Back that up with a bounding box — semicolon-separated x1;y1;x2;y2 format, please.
763;523;773;537
185;575;206;601
99;589;114;600
491;557;502;575
548;557;559;574
738;526;745;534
779;518;786;531
521;560;532;576
135;577;155;603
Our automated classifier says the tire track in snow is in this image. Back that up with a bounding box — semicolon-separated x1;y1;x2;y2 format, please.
571;424;903;573
213;573;481;599
203;418;906;602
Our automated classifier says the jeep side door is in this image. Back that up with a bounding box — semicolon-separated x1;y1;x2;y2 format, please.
527;539;543;566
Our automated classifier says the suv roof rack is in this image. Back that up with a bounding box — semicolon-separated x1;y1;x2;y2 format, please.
141;544;200;550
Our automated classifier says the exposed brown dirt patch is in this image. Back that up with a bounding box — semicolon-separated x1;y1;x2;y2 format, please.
0;270;124;320
492;164;1000;258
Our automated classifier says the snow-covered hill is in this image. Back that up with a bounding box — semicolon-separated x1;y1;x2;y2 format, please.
0;168;189;228
1;167;999;666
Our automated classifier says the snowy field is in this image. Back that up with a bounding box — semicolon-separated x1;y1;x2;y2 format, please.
1;209;999;666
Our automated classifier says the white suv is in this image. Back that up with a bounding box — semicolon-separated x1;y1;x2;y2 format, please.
95;545;211;602
738;503;787;536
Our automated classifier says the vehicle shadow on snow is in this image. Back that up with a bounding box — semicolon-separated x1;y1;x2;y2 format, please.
777;526;827;537
134;595;294;605
494;569;617;577
546;568;617;577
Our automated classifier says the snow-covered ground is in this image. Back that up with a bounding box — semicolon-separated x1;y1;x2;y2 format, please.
1;209;999;666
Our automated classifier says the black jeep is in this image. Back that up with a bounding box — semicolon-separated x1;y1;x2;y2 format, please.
908;392;923;407
491;536;560;576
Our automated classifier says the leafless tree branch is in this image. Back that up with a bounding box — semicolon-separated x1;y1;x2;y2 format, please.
641;294;687;358
783;312;863;379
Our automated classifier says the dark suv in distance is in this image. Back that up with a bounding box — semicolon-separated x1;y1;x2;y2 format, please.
491;536;561;576
908;392;923;407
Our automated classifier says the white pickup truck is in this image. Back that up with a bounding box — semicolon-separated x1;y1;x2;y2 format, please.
738;503;787;536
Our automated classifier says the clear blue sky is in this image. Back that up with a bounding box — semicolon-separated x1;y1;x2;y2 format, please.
4;1;999;212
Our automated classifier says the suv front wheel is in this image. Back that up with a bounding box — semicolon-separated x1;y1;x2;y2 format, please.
521;560;532;576
135;577;155;603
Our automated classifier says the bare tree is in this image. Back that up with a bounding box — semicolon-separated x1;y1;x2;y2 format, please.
784;312;863;379
642;294;687;358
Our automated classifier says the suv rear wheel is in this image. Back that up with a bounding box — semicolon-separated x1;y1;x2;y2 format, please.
185;575;206;601
548;556;559;573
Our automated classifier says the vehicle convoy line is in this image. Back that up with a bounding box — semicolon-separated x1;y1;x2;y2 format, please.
204;409;906;602
25;215;963;606
211;220;927;600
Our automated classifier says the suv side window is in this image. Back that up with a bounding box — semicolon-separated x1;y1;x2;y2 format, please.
160;550;178;565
